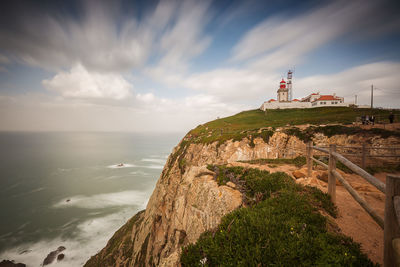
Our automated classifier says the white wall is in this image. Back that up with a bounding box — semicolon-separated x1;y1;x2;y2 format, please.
260;101;312;110
311;101;349;108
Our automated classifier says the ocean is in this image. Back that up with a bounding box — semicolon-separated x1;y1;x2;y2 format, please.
0;132;181;266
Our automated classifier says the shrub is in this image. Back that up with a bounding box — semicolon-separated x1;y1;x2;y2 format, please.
240;156;306;168
181;166;375;266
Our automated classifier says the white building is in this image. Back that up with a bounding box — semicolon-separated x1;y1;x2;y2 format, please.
308;93;346;107
260;73;349;111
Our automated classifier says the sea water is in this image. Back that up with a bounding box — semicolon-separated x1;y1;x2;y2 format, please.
0;132;181;266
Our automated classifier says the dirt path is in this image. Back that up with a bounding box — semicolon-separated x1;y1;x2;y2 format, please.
229;161;395;265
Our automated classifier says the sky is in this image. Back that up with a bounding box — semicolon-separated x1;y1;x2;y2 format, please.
0;0;400;132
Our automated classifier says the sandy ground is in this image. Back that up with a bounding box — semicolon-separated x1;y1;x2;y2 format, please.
229;161;397;265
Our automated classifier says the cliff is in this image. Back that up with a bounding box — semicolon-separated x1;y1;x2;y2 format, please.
85;108;400;266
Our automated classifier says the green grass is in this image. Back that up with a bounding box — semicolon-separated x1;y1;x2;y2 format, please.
239;156;306;168
313;155;354;174
365;164;400;175
181;166;377;266
186;107;396;145
284;125;400;143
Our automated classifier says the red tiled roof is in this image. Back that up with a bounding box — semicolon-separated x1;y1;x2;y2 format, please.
311;93;319;95
280;79;286;83
314;95;341;101
292;99;299;101
268;99;276;102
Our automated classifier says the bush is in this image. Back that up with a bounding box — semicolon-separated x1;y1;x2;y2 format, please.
181;166;375;266
240;156;306;168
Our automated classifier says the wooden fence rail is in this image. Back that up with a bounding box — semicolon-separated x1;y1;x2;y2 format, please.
306;141;400;266
314;144;400;169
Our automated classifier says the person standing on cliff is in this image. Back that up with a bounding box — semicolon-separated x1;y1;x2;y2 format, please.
370;115;375;125
361;115;366;125
389;112;394;124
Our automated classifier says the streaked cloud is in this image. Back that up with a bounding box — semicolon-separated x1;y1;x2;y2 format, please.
0;0;399;132
295;61;400;108
232;1;399;69
42;64;132;100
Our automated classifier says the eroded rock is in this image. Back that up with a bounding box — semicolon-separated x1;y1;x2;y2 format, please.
42;246;66;266
0;260;26;267
292;170;306;179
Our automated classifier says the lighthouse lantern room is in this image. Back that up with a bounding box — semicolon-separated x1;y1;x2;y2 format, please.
277;79;289;102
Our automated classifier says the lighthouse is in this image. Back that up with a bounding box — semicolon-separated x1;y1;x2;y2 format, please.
277;79;289;102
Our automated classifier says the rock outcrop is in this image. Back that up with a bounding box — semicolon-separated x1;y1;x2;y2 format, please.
0;260;26;267
85;127;400;267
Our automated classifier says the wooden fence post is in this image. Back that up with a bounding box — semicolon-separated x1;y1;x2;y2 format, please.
328;144;337;204
362;143;367;169
384;174;400;267
307;141;313;177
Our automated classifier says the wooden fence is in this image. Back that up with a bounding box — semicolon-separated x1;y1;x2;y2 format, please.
315;144;400;169
306;142;400;266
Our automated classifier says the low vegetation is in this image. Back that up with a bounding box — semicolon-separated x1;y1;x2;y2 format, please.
181;166;377;266
365;164;400;175
186;107;395;144
239;156;306;168
284;125;400;142
313;155;354;174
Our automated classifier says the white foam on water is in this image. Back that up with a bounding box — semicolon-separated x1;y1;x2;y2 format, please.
143;165;164;169
106;163;136;169
11;187;45;198
141;158;166;164
2;182;22;192
134;164;164;170
53;190;149;209
0;207;143;267
130;171;149;176
148;154;169;159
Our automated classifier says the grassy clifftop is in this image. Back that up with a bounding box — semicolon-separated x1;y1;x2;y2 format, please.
187;107;395;144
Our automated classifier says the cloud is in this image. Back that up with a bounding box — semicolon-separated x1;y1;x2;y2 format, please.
42;64;132;100
232;1;400;69
0;54;9;64
0;91;245;132
136;93;155;103
0;1;153;72
0;54;10;72
157;0;212;69
295;61;400;107
144;0;213;86
183;68;279;102
0;0;212;75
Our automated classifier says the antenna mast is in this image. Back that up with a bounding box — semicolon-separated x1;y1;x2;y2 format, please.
287;70;293;101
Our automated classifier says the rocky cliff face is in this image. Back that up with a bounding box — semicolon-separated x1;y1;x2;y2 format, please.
84;128;400;267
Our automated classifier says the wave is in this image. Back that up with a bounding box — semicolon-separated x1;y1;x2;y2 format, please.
148;154;169;159
141;158;166;164
53;190;149;209
1;182;22;192
142;165;164;169
11;187;45;198
107;163;136;169
0;208;141;267
130;171;149;176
